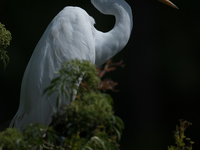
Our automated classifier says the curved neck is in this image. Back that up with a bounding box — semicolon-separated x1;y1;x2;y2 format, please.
91;0;133;67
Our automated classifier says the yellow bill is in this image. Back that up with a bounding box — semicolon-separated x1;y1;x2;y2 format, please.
158;0;179;9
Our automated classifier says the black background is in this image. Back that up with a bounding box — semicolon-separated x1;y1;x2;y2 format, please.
1;0;200;149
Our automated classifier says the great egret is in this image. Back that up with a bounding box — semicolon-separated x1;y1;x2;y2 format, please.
10;0;177;130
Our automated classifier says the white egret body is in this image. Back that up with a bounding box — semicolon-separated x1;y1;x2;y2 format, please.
10;0;133;130
10;0;177;130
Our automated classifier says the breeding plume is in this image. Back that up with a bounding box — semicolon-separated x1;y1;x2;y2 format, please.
10;0;177;130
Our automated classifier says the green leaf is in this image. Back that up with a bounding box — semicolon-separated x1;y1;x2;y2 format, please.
0;22;11;70
85;146;93;150
113;126;121;141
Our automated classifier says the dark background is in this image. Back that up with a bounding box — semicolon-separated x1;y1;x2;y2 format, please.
0;0;200;149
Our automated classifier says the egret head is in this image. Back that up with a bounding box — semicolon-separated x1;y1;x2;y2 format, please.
158;0;179;9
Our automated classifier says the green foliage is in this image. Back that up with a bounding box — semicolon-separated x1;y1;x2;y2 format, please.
168;119;194;150
0;22;11;69
22;124;47;148
0;124;48;150
0;128;25;150
51;91;123;150
0;59;124;150
48;59;124;150
44;59;100;107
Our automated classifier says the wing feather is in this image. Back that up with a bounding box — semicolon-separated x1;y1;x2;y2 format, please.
10;6;96;129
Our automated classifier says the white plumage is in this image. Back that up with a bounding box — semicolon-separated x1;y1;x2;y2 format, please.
10;7;98;129
10;0;133;130
10;0;177;130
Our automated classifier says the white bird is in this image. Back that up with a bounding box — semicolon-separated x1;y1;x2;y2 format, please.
10;0;177;130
